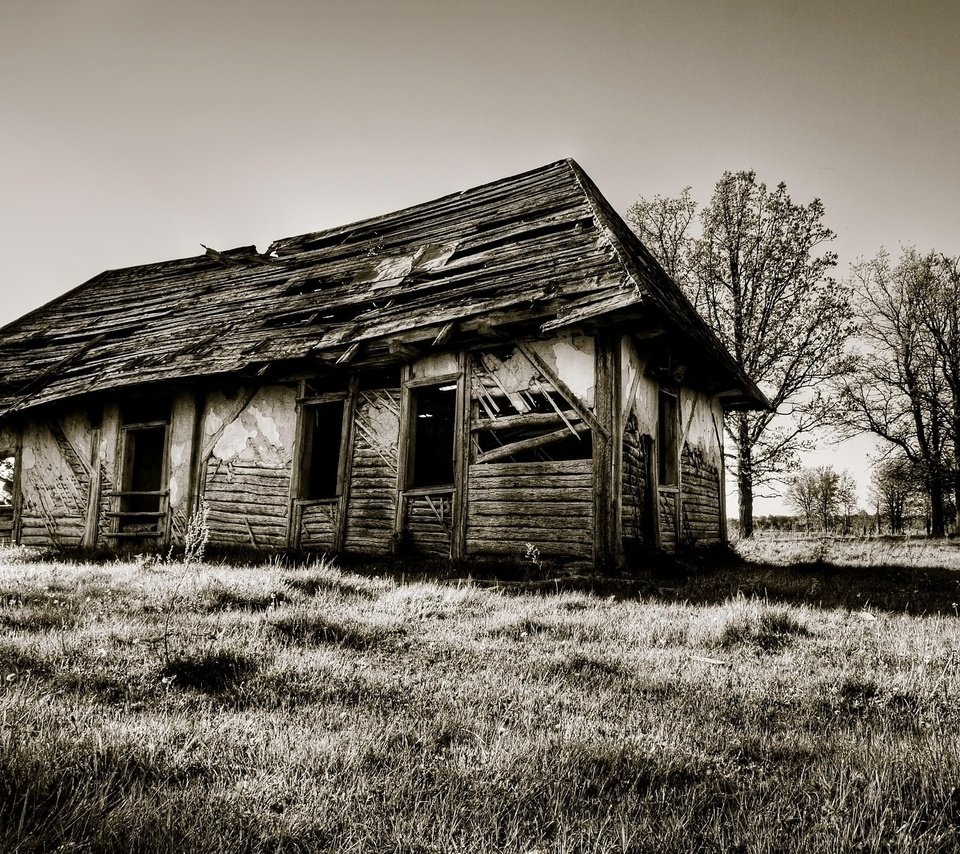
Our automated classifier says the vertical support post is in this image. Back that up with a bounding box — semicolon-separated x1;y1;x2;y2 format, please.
83;424;102;548
12;422;23;546
392;365;413;547
334;375;359;552
451;353;471;561
99;403;122;542
610;337;624;566
593;333;617;570
186;389;206;522
643;434;661;549
287;380;308;550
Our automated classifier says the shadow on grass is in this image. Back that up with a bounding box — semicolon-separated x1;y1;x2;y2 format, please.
159;650;259;693
664;557;960;616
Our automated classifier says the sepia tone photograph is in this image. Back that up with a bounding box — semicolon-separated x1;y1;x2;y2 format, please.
1;0;959;850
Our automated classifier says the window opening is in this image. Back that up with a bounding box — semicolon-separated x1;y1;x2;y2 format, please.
471;351;591;464
658;390;679;486
409;384;457;488
118;395;171;535
299;400;346;500
0;453;15;544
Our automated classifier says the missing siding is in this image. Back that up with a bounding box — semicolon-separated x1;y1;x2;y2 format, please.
471;350;591;464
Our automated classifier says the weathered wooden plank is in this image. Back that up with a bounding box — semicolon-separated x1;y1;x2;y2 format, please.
466;538;591;558
473;421;590;465
469;501;593;517
468;459;592;478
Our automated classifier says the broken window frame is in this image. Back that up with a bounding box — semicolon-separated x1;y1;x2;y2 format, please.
294;389;353;505
469;347;592;465
657;388;680;488
402;373;460;493
114;417;171;541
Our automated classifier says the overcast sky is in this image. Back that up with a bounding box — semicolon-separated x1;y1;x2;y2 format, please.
2;0;957;515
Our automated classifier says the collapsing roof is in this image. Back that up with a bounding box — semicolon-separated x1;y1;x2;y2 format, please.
0;159;767;416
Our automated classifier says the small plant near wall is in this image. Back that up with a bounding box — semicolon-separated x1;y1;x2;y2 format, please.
525;542;543;573
182;498;209;567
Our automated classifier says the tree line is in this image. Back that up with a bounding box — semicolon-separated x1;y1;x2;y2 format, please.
628;175;959;537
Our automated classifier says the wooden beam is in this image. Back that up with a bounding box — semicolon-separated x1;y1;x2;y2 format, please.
336;341;361;365
451;353;470;561
389;341;421;361
471;409;580;431
592;332;616;569
432;321;456;348
392;365;413;547
514;341;610;440
82;425;102;548
474;422;590;465
333;375;359;552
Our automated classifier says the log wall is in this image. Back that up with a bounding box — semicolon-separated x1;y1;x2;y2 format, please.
298;502;338;550
198;385;297;549
18;414;94;548
679;444;722;544
621;412;647;555
344;388;400;554
658;490;678;551
466;459;593;560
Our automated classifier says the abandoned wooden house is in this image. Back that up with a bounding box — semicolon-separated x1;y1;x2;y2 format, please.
0;159;766;565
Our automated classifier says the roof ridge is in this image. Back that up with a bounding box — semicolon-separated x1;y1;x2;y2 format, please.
267;159;576;256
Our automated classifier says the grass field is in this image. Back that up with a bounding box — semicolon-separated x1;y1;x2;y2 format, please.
2;543;960;852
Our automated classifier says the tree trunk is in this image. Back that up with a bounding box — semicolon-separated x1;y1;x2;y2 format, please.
736;416;754;538
929;470;947;537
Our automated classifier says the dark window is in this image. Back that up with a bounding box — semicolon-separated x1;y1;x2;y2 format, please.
658;390;679;486
300;401;345;500
120;424;167;526
410;384;457;488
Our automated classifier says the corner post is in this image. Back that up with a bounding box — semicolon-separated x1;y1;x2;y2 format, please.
451;353;471;561
593;333;618;569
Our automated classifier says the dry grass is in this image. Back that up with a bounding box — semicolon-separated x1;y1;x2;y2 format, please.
736;533;960;570
2;548;960;851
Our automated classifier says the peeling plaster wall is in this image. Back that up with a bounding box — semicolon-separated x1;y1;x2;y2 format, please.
479;331;596;409
409;352;458;381
18;412;95;548
166;392;199;544
678;389;724;545
344;387;401;555
200;385;298;548
620;338;658;437
620;337;725;552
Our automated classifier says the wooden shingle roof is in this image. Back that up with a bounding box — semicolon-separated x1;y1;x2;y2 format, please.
0;159;767;416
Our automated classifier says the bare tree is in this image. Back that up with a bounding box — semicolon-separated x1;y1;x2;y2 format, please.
785;468;818;532
629;172;853;537
869;454;921;535
840;249;958;536
786;465;857;533
835;470;858;534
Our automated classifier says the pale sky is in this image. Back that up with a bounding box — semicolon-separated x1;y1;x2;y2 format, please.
2;0;958;514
